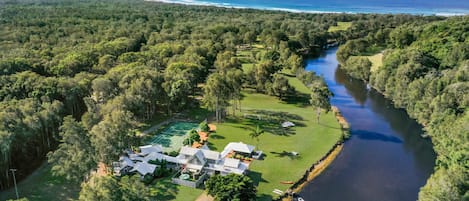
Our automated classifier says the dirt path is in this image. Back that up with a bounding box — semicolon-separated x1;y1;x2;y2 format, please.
195;192;214;201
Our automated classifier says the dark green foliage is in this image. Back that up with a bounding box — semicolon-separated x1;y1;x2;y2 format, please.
389;26;415;48
0;0;446;194
310;79;334;113
205;174;257;201
183;129;201;145
343;57;372;81
90;109;138;165
337;16;469;200
48;116;96;182
199;121;210;132
79;175;151;201
142;174;154;185
151;159;169;178
336;39;369;64
296;69;334;112
270;73;295;99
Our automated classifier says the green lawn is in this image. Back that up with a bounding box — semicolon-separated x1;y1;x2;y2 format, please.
0;163;80;201
208;89;342;200
328;22;352;32
150;177;203;201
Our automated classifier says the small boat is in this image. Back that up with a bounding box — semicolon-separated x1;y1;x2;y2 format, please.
280;181;294;184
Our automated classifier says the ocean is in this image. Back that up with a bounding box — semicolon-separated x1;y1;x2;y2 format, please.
147;0;469;16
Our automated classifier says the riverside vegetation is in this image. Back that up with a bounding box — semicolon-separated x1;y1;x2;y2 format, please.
337;16;469;201
0;0;452;200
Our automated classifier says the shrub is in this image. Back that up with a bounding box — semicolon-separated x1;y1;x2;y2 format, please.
205;174;257;201
199;121;210;132
142;174;154;185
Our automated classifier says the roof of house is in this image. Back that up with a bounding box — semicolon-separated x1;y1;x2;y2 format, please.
200;144;210;150
201;149;220;161
223;158;240;168
139;145;163;155
224;142;255;154
193;150;206;164
186;163;204;171
119;156;135;167
131;162;157;175
180;146;200;156
144;152;164;162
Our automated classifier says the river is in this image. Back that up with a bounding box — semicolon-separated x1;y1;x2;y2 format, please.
299;48;436;201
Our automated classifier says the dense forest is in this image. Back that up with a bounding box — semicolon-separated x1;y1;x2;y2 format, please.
0;0;453;200
337;16;468;200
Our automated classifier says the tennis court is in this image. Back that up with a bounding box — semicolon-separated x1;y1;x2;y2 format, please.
149;122;198;152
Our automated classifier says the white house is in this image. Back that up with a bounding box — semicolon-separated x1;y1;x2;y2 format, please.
131;162;158;175
221;142;255;158
113;142;256;187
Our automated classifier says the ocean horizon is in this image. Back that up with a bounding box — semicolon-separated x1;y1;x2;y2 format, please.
145;0;469;16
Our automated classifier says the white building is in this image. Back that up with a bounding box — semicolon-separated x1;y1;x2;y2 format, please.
114;142;256;179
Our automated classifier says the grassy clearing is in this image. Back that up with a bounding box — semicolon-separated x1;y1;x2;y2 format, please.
328;22;352;32
367;53;383;73
0;163;80;201
209;88;342;200
351;53;383;73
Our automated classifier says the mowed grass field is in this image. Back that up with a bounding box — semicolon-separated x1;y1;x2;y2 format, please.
208;87;342;200
150;177;203;201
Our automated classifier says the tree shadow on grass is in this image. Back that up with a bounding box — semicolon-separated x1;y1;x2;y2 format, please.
209;134;225;139
247;171;274;201
248;171;269;186
282;93;310;107
151;177;179;200
245;109;303;121
240;109;307;136
269;151;301;160
206;141;220;151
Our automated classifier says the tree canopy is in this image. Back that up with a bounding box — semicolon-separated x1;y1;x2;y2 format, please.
205;174;257;201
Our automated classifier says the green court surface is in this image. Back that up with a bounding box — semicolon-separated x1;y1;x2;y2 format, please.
149;122;198;152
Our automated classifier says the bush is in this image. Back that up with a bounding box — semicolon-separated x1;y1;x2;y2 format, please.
183;129;201;145
142;174;154;185
168;151;179;157
205;174;256;201
199;121;210;132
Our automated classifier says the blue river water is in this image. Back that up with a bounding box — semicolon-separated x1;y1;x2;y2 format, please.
149;0;469;15
298;48;436;201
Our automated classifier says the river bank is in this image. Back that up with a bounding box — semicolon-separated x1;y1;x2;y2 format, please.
299;47;435;201
278;106;350;201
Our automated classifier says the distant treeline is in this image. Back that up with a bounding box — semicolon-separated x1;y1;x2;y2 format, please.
337;16;468;201
0;0;440;196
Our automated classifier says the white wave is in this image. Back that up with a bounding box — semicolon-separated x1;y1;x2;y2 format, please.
144;0;343;14
144;0;469;15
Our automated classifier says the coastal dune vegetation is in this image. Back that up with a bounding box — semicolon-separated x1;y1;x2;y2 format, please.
0;0;456;200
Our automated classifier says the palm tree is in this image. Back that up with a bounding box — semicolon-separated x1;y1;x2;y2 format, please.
249;125;264;150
